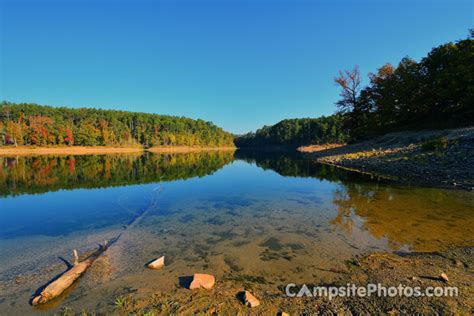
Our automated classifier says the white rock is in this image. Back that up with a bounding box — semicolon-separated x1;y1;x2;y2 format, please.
440;272;449;282
147;256;165;269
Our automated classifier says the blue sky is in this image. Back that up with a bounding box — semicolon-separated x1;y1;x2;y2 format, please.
1;0;472;134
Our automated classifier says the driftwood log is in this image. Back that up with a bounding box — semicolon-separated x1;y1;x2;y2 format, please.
30;186;161;306
31;241;108;306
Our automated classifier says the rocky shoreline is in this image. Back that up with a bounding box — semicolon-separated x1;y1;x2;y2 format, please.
301;127;474;190
103;247;473;315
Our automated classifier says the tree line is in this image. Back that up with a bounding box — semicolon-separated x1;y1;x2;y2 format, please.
234;115;348;147
335;33;473;141
0;102;234;147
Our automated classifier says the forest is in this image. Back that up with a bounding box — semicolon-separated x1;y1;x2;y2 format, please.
0;102;234;147
237;33;473;146
335;34;473;141
234;114;348;147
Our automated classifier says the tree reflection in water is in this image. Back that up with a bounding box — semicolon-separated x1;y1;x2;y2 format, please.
0;151;234;197
331;183;474;251
237;150;474;252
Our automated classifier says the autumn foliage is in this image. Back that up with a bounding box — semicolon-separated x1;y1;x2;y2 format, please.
0;103;234;147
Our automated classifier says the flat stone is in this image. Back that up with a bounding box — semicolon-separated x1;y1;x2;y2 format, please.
147;256;165;269
243;290;260;308
189;273;215;290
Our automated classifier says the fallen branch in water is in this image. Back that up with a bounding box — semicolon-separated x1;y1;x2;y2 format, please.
31;241;108;306
31;186;162;306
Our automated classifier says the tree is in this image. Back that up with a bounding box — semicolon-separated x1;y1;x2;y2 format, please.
334;66;366;140
65;128;74;146
0;122;4;145
28;115;54;145
334;65;361;114
6;120;24;146
76;120;101;146
99;119;110;145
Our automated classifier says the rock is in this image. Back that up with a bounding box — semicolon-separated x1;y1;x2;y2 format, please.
189;273;215;290
440;272;449;282
454;260;464;268
208;306;216;314
278;312;289;316
243;290;260;308
147;256;165;269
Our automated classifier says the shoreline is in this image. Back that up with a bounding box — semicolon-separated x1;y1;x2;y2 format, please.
94;247;474;314
147;146;236;153
300;127;474;190
0;146;236;156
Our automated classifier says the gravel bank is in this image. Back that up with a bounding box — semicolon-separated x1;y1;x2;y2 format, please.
301;127;474;190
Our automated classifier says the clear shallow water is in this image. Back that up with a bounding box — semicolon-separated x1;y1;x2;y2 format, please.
0;151;473;314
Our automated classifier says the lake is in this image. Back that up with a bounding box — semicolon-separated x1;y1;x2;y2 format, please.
0;151;473;314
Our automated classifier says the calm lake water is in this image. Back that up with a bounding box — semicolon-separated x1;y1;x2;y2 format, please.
0;151;473;314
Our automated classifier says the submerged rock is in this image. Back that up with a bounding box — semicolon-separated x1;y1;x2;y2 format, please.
189;273;215;290
242;290;260;308
147;256;165;269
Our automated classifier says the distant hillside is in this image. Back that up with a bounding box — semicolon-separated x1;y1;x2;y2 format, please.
234;115;348;148
0;102;234;147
